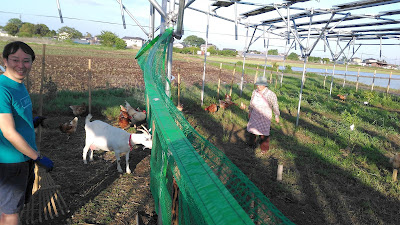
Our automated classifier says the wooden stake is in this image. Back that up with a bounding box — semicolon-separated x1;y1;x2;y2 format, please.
178;66;181;106
323;68;327;88
217;63;221;99
356;68;360;91
254;65;258;89
393;169;398;182
269;71;272;83
371;70;376;91
277;164;283;181
88;59;92;114
230;64;236;96
387;71;392;94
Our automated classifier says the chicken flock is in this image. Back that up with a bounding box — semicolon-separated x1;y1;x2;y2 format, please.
205;94;238;113
34;100;147;140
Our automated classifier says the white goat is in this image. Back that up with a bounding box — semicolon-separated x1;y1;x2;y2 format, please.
82;114;152;174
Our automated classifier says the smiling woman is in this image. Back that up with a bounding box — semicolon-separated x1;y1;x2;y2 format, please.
0;41;53;225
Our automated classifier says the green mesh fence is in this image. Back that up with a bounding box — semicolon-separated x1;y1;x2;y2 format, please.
136;28;294;225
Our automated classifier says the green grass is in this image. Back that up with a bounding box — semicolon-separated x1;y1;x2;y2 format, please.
169;72;400;202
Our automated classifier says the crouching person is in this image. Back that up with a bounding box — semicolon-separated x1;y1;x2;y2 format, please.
247;76;280;154
0;41;53;225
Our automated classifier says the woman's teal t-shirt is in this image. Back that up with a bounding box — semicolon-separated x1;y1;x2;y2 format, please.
0;74;37;163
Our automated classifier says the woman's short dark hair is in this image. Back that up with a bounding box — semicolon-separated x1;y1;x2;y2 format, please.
2;41;35;62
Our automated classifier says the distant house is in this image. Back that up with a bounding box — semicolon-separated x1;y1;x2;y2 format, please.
222;48;236;52
364;58;378;67
0;29;9;37
200;43;216;52
122;36;145;48
350;57;362;65
58;32;71;40
72;38;90;45
173;42;185;49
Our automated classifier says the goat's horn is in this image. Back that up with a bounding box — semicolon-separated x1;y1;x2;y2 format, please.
140;125;150;134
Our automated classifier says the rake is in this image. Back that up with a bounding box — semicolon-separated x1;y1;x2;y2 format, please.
21;44;68;224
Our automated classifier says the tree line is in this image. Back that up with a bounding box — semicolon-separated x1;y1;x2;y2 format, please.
1;18;127;49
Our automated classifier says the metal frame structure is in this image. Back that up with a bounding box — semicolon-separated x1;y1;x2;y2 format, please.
165;0;400;126
55;0;400;125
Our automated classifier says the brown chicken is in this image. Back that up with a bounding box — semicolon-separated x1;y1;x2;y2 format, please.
240;102;247;110
224;94;232;103
205;103;218;113
390;154;400;169
59;117;79;139
337;94;348;101
118;105;132;129
219;99;235;109
70;102;87;116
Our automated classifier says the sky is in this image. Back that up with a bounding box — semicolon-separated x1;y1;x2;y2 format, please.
1;0;400;64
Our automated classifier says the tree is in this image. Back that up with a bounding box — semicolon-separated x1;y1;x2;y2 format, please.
183;35;205;47
85;32;92;38
208;46;218;55
98;31;126;49
268;49;279;55
7;18;23;28
4;23;19;36
287;52;299;60
34;24;50;36
57;26;82;39
115;38;127;49
98;31;118;47
322;58;330;64
18;23;35;37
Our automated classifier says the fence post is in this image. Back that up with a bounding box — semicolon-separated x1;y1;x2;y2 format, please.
387;71;392;94
254;65;258;89
371;70;376;91
178;66;181;106
270;71;272;83
88;59;92;115
356;68;360;91
230;64;236;96
323;68;327;88
217;63;221;99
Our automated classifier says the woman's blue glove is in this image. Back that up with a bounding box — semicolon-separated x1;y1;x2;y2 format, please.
35;155;54;172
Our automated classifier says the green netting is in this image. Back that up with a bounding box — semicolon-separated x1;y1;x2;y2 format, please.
136;28;294;225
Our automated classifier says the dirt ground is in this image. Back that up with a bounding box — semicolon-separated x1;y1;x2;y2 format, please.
19;54;257;225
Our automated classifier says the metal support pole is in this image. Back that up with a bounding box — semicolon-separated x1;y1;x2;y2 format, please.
166;39;173;97
234;2;238;40
117;0;149;36
118;0;126;29
280;5;290;87
330;38;340;96
56;0;63;23
240;25;249;96
201;2;210;106
166;0;175;97
150;4;155;39
174;0;185;39
296;8;313;127
263;28;270;77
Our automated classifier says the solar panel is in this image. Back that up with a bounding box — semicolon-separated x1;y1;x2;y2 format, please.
332;21;400;29
378;9;400;16
261;12;310;25
285;0;310;5
211;0;238;7
351;27;400;33
333;0;400;11
241;6;275;17
293;15;363;27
